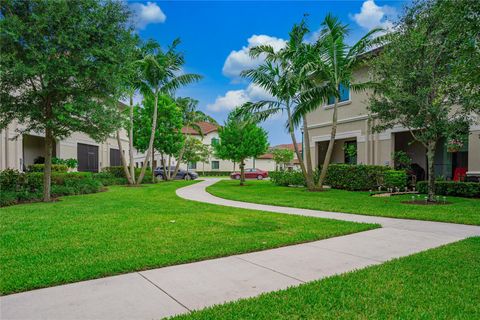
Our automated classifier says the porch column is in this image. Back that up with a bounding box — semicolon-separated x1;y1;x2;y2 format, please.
467;129;480;177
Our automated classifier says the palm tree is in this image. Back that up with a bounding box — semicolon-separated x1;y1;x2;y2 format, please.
238;20;318;190
293;14;383;190
136;39;202;185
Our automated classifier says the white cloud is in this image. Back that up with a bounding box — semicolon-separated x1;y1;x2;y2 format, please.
350;0;395;31
207;84;273;112
222;35;287;81
130;2;166;30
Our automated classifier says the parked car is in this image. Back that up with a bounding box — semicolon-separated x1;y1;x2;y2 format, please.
154;166;198;180
230;168;269;180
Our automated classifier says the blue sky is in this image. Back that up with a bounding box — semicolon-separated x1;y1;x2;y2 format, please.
130;0;405;145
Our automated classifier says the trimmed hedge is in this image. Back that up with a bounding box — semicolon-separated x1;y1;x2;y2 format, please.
417;181;480;198
197;171;232;176
0;170;102;207
270;164;406;191
92;172;127;186
384;170;407;190
28;164;68;172
269;171;305;187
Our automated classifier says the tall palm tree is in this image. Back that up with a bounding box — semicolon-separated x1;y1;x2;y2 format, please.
293;14;383;190
116;35;144;185
238;20;318;190
136;39;202;184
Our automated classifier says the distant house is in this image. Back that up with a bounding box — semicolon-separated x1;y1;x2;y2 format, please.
134;121;237;172
0;102;130;173
257;143;302;171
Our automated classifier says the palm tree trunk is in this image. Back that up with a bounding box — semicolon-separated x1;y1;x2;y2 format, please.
151;149;155;183
426;141;437;202
137;89;159;185
116;131;133;184
317;98;339;189
129;94;135;184
302;115;317;190
287;104;310;188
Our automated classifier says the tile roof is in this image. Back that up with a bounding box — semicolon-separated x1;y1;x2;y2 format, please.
181;121;219;135
271;143;302;152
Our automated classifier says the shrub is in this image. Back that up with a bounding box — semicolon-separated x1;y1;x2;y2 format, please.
270;171;305;186
51;157;78;168
0;170;103;207
103;166;153;183
416;181;480;198
0;169;23;192
28;164;68;172
93;172;127;186
0;191;17;207
270;164;396;191
324;164;389;191
383;170;407;190
103;166;125;178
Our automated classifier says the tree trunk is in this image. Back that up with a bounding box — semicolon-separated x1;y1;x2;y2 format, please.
161;154;167;181
129;94;135;184
137;89;159;185
287;104;310;187
116;131;133;184
43;127;53;202
426;141;437;202
317;97;339;190
167;155;172;180
240;160;245;186
302;115;317;190
172;146;185;179
151;149;155;183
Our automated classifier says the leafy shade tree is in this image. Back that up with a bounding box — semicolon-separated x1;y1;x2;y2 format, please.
214;113;269;186
368;0;479;202
136;39;202;184
293;14;383;190
133;94;184;181
181;137;210;173
272;148;295;171
0;0;134;201
172;97;215;178
238;21;317;189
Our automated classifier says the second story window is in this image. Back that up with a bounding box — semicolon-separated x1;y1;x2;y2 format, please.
327;83;350;105
211;137;219;146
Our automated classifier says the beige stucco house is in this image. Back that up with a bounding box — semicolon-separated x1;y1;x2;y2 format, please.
0;119;130;173
133;121;277;173
304;66;480;181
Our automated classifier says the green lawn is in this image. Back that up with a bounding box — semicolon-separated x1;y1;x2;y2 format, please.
0;181;376;295
174;237;480;319
207;180;480;225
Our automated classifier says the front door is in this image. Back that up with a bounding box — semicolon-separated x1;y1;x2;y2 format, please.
77;143;99;172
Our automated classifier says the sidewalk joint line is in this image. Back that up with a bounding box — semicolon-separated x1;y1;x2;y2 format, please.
234;256;306;284
303;244;386;263
137;272;191;312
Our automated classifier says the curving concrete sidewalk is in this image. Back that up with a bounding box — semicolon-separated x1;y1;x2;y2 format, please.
2;179;479;320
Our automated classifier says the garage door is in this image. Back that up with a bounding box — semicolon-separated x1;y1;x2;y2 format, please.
77;143;99;172
110;148;121;166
